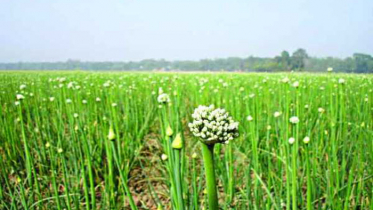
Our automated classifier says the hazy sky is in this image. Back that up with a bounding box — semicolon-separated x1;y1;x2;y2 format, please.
1;0;373;62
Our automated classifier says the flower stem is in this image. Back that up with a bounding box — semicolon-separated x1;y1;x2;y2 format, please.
201;142;219;210
174;148;185;210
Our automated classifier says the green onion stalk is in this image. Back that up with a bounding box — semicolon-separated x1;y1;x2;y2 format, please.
188;105;239;210
107;126;138;210
172;133;185;210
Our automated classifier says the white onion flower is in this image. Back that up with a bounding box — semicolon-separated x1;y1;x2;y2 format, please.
247;115;253;121
274;111;282;118
338;78;345;84
188;105;239;145
281;77;290;83
161;154;168;161
67;82;74;89
327;67;333;72
292;81;299;88
318;107;325;113
16;94;25;100
288;137;295;144
303;136;310;144
20;84;26;90
289;116;299;124
157;93;170;104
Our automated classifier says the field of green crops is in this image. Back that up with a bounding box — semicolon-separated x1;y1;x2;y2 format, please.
0;71;372;210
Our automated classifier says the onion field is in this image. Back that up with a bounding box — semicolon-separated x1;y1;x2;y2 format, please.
0;71;372;210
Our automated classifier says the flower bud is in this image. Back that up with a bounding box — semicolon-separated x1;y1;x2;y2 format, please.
172;133;183;149
108;126;116;141
166;125;173;137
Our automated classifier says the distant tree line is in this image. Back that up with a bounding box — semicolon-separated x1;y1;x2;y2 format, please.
1;49;372;73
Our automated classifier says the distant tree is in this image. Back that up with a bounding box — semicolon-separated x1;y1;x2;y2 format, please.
66;59;81;70
291;48;308;71
353;53;373;73
1;49;372;73
275;51;291;71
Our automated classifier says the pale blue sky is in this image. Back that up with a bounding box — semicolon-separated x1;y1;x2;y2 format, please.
0;0;372;62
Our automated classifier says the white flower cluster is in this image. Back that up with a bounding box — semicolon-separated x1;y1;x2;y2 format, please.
20;84;26;90
157;93;170;104
16;94;25;100
188;105;239;145
289;116;299;124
